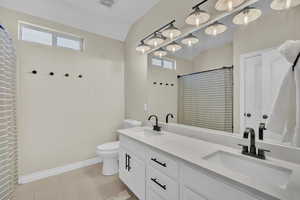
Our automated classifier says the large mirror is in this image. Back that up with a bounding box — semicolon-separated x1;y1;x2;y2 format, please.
146;0;300;148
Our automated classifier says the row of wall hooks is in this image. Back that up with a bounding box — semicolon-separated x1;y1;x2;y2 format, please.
153;82;175;87
31;70;83;78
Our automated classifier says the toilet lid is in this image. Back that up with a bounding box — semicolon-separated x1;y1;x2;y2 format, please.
97;141;119;151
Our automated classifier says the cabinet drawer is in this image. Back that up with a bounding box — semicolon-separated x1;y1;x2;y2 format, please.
120;135;145;160
147;188;165;200
147;167;179;200
181;164;259;200
146;148;179;180
182;187;207;200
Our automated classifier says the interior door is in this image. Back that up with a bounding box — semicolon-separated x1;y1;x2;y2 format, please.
262;50;290;120
243;54;263;130
241;49;289;133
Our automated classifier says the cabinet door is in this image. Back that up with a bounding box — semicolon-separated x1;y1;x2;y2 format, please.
147;187;166;200
181;164;259;200
130;152;146;200
119;148;146;200
119;148;130;186
182;187;207;200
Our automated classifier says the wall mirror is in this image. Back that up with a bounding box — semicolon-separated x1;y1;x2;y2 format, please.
146;0;300;148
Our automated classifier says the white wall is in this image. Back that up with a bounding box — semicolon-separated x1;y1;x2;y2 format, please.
192;43;233;72
0;7;125;175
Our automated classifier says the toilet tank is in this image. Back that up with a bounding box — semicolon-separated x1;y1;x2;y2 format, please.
122;119;142;129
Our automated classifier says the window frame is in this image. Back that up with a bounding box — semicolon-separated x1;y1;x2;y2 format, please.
18;21;84;51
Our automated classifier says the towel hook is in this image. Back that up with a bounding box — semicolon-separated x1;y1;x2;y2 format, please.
292;52;300;71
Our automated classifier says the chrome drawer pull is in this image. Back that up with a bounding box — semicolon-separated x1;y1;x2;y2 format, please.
151;178;166;190
151;158;167;167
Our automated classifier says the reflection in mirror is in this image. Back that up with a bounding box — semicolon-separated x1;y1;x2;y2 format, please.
147;0;300;148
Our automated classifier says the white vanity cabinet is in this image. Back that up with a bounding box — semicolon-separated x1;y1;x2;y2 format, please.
119;135;272;200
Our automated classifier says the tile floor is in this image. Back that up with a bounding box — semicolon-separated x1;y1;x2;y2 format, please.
13;164;138;200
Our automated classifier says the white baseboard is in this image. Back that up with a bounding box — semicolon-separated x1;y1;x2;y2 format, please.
19;157;102;184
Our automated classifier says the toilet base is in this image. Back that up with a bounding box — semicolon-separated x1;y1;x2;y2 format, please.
102;157;119;176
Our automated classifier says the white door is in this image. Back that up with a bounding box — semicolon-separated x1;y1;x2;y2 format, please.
241;49;289;132
242;54;263;130
262;50;290;119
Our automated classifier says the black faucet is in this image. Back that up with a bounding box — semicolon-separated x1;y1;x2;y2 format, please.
243;128;256;154
259;123;266;140
148;115;161;132
166;113;174;123
239;127;270;160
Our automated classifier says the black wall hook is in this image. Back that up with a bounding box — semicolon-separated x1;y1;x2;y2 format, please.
64;73;69;77
78;74;83;78
49;72;54;76
31;70;37;74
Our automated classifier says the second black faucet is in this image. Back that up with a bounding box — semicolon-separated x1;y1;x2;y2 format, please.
148;115;161;132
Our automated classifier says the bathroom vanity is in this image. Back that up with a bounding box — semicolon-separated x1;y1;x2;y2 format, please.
118;127;300;200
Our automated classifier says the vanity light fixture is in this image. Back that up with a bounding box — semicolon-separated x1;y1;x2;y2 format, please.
181;34;199;47
136;41;151;54
166;42;182;52
145;32;165;47
162;23;181;39
215;0;246;12
205;22;227;36
153;48;167;57
185;0;210;27
271;0;300;10
233;7;262;25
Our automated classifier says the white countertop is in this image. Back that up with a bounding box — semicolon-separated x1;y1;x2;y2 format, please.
118;127;300;200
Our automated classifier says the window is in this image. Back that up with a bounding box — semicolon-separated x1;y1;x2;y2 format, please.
19;22;84;51
21;26;52;46
57;35;82;51
151;57;176;70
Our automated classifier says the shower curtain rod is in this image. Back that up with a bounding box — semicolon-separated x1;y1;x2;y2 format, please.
292;52;300;71
177;66;233;78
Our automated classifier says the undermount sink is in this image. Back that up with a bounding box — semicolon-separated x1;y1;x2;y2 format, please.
203;151;292;189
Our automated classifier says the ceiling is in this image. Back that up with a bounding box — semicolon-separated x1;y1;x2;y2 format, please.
0;0;161;41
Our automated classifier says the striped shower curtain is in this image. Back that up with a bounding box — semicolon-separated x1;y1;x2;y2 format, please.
0;26;18;200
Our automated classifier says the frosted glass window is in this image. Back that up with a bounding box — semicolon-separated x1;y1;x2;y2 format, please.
163;60;174;69
57;36;82;51
21;26;52;46
152;58;162;67
151;57;176;70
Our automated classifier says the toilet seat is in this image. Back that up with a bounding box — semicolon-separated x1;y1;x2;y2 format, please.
97;141;119;152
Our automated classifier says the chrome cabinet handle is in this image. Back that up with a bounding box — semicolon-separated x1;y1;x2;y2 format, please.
151;178;166;190
151;158;167;167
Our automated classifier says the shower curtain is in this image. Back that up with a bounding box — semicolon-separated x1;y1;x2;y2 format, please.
178;67;233;132
0;26;18;200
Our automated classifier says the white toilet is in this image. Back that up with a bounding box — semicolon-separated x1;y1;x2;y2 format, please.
96;119;142;175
